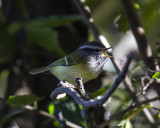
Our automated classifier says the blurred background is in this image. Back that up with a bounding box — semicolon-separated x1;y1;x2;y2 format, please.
0;0;160;128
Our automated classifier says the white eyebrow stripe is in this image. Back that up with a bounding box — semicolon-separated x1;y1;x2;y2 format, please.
78;45;103;50
64;56;69;66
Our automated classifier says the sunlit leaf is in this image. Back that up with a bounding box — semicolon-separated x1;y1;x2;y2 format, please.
152;72;160;79
134;3;140;10
6;94;41;107
157;112;160;118
48;103;55;115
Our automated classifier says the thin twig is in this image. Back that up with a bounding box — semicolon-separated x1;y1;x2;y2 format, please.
72;1;158;127
99;97;160;128
120;0;160;96
24;105;82;128
72;0;137;101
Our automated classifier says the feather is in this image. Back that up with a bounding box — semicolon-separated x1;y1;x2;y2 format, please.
29;67;51;75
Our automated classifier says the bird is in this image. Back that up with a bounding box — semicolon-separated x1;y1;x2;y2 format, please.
29;41;111;85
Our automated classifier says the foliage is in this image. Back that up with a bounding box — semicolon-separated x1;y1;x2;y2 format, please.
6;94;41;107
152;72;160;79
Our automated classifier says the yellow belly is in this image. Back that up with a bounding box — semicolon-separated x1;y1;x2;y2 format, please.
51;63;100;85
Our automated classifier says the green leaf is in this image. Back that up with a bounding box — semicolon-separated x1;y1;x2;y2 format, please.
28;15;81;28
48;103;55;115
116;119;133;128
8;22;21;35
26;25;65;56
116;13;129;32
6;94;41;107
53;120;61;128
152;72;160;79
134;3;140;10
53;98;84;127
82;0;99;6
157;112;160;118
0;108;26;125
122;104;151;120
92;85;111;98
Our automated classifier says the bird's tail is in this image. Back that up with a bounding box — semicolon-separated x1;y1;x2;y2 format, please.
29;66;51;75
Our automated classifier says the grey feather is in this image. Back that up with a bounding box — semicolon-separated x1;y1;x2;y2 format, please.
29;67;51;75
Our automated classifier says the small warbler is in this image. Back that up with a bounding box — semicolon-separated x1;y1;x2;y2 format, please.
29;41;111;84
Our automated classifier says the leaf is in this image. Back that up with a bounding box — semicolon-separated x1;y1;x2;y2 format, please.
121;104;151;120
8;22;21;35
152;72;160;79
12;0;29;19
157;112;160;118
6;94;41;107
53;97;84;127
116;119;133;128
48;103;55;115
124;119;133;128
53;120;61;128
116;13;129;32
92;85;111;98
28;15;81;28
134;3;140;10
82;0;99;6
0;108;26;125
26;25;65;56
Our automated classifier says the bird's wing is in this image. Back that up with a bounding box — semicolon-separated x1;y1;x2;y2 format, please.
29;51;85;75
29;66;52;75
49;51;85;67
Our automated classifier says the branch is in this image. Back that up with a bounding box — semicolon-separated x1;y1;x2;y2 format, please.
99;97;160;128
72;0;137;101
54;111;69;128
72;1;159;126
120;0;160;96
24;105;82;128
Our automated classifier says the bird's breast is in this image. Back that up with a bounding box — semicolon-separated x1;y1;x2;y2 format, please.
50;62;101;85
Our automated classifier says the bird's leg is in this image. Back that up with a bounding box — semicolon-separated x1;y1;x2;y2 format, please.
57;81;75;88
75;77;92;100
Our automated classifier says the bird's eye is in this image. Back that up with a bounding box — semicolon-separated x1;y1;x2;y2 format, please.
94;49;100;53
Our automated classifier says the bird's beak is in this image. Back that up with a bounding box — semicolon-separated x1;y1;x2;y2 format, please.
103;47;112;58
102;50;112;58
104;53;112;58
